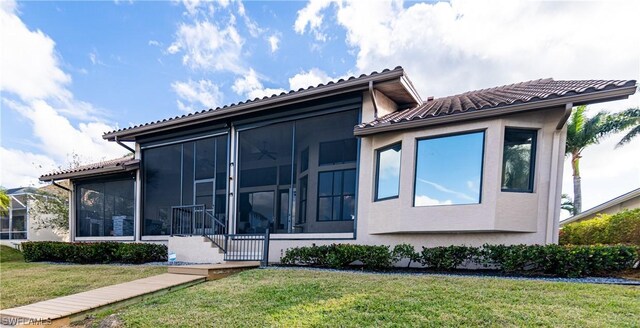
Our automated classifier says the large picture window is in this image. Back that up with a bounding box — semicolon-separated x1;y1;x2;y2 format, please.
236;109;358;234
76;177;135;237
502;128;537;192
414;131;484;206
375;143;401;201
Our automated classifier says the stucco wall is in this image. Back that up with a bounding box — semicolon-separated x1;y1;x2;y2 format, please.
266;93;568;263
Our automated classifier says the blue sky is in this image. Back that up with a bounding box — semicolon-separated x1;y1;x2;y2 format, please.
1;0;639;214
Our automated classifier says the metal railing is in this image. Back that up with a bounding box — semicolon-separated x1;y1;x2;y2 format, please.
204;210;227;252
171;205;270;266
224;229;270;266
170;205;205;236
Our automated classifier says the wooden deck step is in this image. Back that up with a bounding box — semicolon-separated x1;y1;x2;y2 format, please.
0;273;204;327
168;261;261;280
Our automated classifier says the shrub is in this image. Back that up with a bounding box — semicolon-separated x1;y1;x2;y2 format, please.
281;244;392;269
560;209;640;245
21;241;167;264
282;243;638;277
392;243;420;268
420;245;478;270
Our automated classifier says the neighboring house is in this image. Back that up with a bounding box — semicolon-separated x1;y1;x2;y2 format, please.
39;67;637;263
560;188;640;226
0;187;67;246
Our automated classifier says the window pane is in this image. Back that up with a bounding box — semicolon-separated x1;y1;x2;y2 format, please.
143;144;182;235
343;169;356;195
319;139;357;166
376;144;401;200
195;138;216;180
502;129;536;192
342;195;355;220
238;191;274;233
182;142;194;205
318;197;332;221
414;132;484;206
318;172;333;196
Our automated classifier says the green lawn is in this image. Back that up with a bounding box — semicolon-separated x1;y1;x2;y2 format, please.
0;246;166;309
111;268;640;328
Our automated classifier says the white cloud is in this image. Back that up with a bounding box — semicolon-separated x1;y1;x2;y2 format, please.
0;1;125;187
0;2;71;100
417;178;476;202
232;68;286;100
268;34;280;53
168;20;245;74
0;147;57;187
171;79;223;112
288;68;333;90
294;0;333;42
414;195;452;207
296;0;640;210
148;40;161;47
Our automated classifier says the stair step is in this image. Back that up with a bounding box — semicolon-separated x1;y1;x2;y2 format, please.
167;262;261;280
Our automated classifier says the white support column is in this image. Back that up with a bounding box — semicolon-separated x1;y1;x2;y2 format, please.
545;103;571;244
69;183;75;242
228;125;237;234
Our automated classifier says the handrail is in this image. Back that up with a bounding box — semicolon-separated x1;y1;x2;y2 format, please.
171;204;270;266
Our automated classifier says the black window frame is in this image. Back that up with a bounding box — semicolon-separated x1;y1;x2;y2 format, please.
374;142;402;202
501;128;537;193
317;169;357;222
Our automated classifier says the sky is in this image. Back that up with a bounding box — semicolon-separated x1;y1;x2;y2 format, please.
1;0;639;216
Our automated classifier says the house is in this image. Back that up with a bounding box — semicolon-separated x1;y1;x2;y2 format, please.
39;67;637;263
0;187;67;246
560;188;640;226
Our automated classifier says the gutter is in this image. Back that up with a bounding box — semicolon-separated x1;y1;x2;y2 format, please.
115;136;135;153
354;85;637;136
104;69;407;141
39;162;139;182
560;187;640;226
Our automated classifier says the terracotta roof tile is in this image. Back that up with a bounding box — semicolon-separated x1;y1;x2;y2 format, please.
40;154;137;180
357;79;637;130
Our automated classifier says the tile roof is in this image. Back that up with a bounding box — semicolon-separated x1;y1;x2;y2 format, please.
40;154;138;181
357;79;637;131
103;66;409;139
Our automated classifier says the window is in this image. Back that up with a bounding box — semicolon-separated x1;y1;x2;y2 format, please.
502;128;537;192
319;139;357;166
414;131;484;206
76;177;135;237
375;143;401;200
318;169;356;221
0;194;28;240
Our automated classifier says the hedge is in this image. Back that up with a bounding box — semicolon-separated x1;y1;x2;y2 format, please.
560;209;640;245
281;243;639;277
21;241;167;264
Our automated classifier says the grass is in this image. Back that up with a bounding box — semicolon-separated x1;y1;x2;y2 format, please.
110;268;640;328
0;245;165;309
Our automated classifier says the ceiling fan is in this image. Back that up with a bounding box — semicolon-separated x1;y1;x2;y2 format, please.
256;141;277;160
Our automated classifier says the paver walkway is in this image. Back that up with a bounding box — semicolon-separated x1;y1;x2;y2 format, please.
0;273;204;326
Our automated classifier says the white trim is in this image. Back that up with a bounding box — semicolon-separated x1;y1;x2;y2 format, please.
270;233;354;240
141;235;169;241
75;236;135;242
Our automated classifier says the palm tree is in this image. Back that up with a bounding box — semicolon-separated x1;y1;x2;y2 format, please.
604;107;640;148
565;106;622;214
560;194;576;216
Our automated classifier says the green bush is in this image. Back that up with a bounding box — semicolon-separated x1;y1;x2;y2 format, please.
560;209;640;245
392;243;420;268
282;243;638;277
21;242;167;264
281;244;392;269
421;245;478;270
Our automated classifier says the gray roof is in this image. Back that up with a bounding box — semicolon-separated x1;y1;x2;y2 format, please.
40;154;138;181
355;79;637;135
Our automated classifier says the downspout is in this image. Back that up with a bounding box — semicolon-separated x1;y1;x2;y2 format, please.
115;136;135;154
545;103;572;243
52;180;71;192
368;81;379;119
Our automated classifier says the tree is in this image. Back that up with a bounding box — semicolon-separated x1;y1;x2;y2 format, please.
603;107;640;148
0;188;9;216
29;183;70;232
565;106;621;214
560;193;576;216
